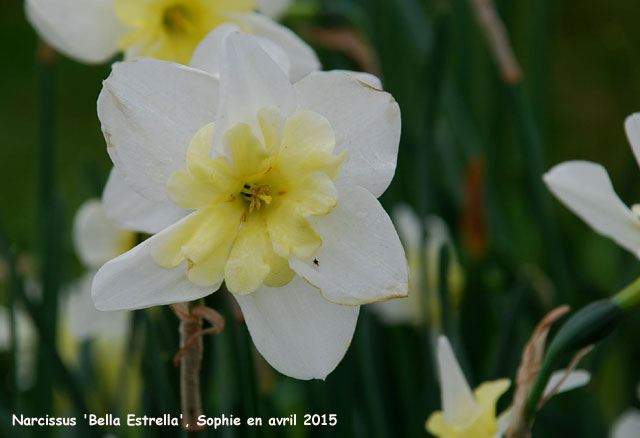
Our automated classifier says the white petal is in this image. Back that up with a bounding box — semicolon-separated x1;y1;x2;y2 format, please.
233;12;320;82
190;24;235;76
393;203;422;252
92;215;215;311
191;24;290;79
102;168;189;234
25;0;123;64
98;59;219;202
338;71;383;90
63;271;130;341
72;199;135;268
543;161;640;258
211;28;297;159
624;113;640;170
436;336;481;426
290;185;408;305
610;410;640;438
257;0;293;20
234;276;359;380
295;71;401;198
542;369;591;399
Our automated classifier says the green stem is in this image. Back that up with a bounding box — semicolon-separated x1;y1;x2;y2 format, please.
35;41;60;419
0;237;94;436
416;9;450;217
611;276;640;313
506;83;571;298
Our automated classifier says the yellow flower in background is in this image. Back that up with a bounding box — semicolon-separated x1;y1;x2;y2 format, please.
426;336;511;438
426;336;591;438
25;0;317;80
92;26;406;380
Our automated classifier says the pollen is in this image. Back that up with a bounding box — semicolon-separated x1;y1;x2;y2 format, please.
241;183;273;212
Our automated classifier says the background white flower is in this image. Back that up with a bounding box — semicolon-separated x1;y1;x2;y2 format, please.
544;113;640;259
25;0;317;80
57;199;141;408
0;305;37;390
92;27;406;380
371;204;424;325
60;199;133;351
257;0;292;20
610;383;640;438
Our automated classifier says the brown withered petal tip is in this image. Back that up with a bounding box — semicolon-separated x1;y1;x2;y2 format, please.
505;305;570;438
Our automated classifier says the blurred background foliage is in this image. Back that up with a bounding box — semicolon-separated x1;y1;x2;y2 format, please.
1;0;640;437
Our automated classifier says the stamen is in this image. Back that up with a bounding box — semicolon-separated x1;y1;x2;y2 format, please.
240;183;272;212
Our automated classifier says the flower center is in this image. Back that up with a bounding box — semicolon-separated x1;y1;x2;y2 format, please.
154;110;346;295
241;183;272;213
162;5;194;34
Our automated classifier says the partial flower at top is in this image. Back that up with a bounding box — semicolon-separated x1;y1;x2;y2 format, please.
92;26;407;380
426;336;590;438
610;383;640;438
25;0;316;79
257;0;292;20
544;113;640;259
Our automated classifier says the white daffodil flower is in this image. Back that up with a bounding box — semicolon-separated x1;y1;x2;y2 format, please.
426;336;590;438
371;204;424;325
25;0;317;80
610;383;640;438
93;26;406;380
544;113;640;259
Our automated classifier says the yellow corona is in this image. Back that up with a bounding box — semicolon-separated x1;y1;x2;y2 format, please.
151;109;346;295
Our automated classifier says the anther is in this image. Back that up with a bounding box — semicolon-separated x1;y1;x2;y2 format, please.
240;183;272;212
